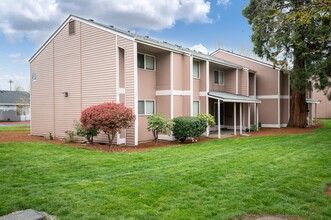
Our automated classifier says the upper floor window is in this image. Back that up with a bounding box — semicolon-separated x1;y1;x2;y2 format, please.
138;53;155;71
214;70;224;85
138;100;155;115
193;60;200;78
69;20;75;35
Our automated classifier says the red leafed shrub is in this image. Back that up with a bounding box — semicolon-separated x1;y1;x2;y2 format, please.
80;102;135;147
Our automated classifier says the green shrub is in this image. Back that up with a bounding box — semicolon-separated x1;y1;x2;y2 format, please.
63;130;76;143
198;113;216;127
172;116;207;143
147;114;173;144
75;121;99;144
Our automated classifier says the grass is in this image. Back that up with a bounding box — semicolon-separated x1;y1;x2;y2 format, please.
0;125;30;132
0;121;330;220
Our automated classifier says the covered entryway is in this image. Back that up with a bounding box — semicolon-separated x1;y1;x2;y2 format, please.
208;91;261;138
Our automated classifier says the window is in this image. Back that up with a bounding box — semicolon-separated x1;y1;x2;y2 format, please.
193;101;200;116
214;70;224;84
137;53;155;70
69;20;75;35
193;60;200;78
138;100;155;115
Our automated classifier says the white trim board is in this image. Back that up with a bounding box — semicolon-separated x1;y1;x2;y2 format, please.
256;95;290;99
261;124;287;128
156;90;191;96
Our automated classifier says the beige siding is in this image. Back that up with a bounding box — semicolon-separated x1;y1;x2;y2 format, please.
259;99;278;125
249;73;255;96
138;69;156;99
312;90;331;118
138;116;153;142
281;99;289;124
81;23;117;108
30;42;55;136
193;79;200;100
157;96;171;118
173;53;190;91
54;21;82;138
239;69;248;96
209;68;236;94
156;52;170;90
280;72;289;96
117;36;136;146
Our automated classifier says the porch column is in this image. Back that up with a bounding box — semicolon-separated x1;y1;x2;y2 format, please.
257;104;259;131
218;99;221;139
240;103;243;135
234;103;237;135
315;103;317;124
248;104;251;132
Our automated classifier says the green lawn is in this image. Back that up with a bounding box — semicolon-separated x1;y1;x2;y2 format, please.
0;121;330;220
0;125;30;132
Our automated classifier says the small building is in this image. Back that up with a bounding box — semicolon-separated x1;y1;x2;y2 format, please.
0;90;31;122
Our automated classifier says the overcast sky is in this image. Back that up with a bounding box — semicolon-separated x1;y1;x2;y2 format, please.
0;0;253;91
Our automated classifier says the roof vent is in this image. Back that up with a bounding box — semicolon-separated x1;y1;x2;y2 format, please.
145;36;149;38
89;19;94;22
163;41;168;44
109;25;114;28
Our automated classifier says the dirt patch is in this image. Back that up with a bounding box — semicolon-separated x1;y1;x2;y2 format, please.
326;184;331;197
0;122;322;152
234;215;304;220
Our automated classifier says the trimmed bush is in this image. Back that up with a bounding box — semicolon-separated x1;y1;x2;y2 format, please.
147;114;173;144
172;116;207;143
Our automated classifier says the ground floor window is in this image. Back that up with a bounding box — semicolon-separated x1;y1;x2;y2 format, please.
138;100;155;115
193;101;200;116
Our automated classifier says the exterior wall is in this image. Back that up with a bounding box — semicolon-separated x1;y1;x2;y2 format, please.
30;42;55;136
31;20;137;145
117;36;136;146
312;90;331;118
213;50;285;127
156;52;170;90
239;69;248;96
54;21;82;139
249;72;255;96
259;99;278;125
209;67;236;94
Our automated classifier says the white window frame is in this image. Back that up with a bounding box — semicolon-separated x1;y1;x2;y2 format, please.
193;100;200;116
138;100;156;115
137;53;156;71
193;60;200;79
214;70;224;85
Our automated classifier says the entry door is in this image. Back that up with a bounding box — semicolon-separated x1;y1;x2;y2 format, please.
214;102;224;125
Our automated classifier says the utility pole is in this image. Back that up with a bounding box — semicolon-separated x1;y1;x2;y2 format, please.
8;80;14;91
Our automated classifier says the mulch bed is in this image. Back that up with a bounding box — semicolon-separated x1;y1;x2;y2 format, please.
0;122;323;152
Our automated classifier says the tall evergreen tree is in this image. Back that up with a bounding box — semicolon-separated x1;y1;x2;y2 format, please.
243;0;331;127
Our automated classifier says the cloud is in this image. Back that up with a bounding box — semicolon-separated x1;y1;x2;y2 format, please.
9;53;21;59
190;43;208;54
0;0;212;44
217;0;230;6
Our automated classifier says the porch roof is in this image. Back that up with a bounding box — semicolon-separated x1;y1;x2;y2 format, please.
306;98;321;104
208;91;261;103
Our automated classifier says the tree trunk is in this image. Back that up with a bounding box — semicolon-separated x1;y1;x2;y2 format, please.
107;133;115;147
287;89;307;128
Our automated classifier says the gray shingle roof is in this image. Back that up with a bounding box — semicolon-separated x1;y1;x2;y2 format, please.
0;91;30;104
208;91;261;103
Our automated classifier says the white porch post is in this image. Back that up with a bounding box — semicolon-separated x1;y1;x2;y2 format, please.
315;104;317;124
218;99;221;139
234;103;237;135
240;103;243;135
248;104;251;132
206;60;209;136
257;104;259;131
